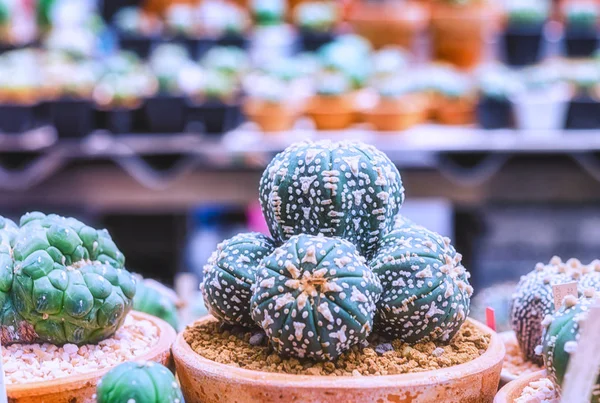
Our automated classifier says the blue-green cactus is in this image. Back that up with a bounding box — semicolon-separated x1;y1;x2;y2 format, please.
96;361;184;403
370;223;473;343
133;276;179;330
250;234;382;361
259;140;404;259
0;212;136;345
510;257;599;365
202;232;277;327
541;290;599;402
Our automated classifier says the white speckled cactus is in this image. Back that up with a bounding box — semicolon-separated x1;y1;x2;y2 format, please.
202;232;277;327
370;222;473;343
510;257;600;365
250;234;382;361
259;140;405;259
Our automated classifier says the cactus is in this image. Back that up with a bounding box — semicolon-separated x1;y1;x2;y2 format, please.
510;257;600;365
541;290;600;401
250;234;382;361
259;140;404;259
0;212;136;346
370;223;473;343
202;232;277;327
96;361;184;403
133;276;180;330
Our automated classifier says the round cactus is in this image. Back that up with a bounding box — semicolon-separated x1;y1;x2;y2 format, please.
96;361;184;403
259;140;404;259
202;232;277;327
133;276;180;330
250;234;382;361
541;290;599;400
510;257;599;365
370;223;473;343
0;212;136;345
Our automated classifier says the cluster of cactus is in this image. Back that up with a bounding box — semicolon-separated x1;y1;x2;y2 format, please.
202;140;474;361
97;361;184;403
540;289;599;402
0;212;136;346
510;256;600;365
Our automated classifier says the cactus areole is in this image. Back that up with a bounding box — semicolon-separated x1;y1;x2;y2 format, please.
370;223;473;343
510;257;600;365
0;212;136;345
259;140;405;259
202;232;277;327
250;234;382;361
541;290;600;401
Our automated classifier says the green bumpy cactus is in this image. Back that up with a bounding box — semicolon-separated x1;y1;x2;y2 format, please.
202;232;277;327
96;361;184;403
510;257;600;365
370;223;473;343
0;212;136;345
250;234;382;361
133;276;179;330
259;140;405;259
541;290;599;402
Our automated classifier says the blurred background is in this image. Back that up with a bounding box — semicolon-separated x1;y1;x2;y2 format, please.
1;0;600;327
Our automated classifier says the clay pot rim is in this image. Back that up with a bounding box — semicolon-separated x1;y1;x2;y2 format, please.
494;369;547;403
174;316;505;388
6;311;176;395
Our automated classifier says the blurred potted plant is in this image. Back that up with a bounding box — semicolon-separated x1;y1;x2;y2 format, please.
430;0;497;70
563;1;599;57
318;34;373;89
164;3;204;59
511;62;570;131
243;74;299;132
564;60;600;129
144;44;190;133
502;0;549;66
475;65;520;129
185;68;245;135
94;53;155;134
305;71;356;130
42;53;98;138
371;46;410;79
113;6;162;59
428;65;476;124
0;50;41;133
294;1;339;52
347;0;428;52
363;75;429;131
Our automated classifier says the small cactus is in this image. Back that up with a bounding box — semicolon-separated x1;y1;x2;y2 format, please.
250;234;382;361
510;257;600;365
202;232;277;327
259;140;405;259
96;361;184;403
540;289;599;401
370;223;473;343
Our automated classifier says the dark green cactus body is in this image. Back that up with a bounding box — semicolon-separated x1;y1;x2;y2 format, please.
510;257;599;365
134;276;179;330
541;292;599;402
370;223;473;343
0;212;136;345
202;232;277;327
259;140;405;259
97;361;184;403
250;234;382;361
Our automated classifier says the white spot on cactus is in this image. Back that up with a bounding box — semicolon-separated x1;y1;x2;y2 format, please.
318;302;334;323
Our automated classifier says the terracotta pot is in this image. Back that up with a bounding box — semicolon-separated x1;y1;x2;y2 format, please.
494;370;548;403
347;1;428;50
173;316;505;403
430;3;497;69
362;95;429;131
305;94;356;130
7;311;177;403
434;97;476;125
243;99;298;133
